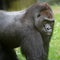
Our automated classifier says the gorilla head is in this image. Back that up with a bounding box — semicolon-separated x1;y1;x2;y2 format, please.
21;3;54;36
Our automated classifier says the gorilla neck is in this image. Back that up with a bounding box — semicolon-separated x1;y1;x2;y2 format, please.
41;33;52;44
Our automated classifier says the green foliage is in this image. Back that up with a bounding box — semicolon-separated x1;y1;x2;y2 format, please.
15;48;26;60
38;0;60;4
48;5;60;60
8;0;36;11
8;0;60;11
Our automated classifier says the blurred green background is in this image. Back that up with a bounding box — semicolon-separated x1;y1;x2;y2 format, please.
2;0;60;11
1;0;60;60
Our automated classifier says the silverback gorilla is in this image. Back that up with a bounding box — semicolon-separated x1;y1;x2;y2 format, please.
0;2;54;60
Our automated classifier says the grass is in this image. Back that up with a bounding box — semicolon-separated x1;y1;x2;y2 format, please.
15;5;60;60
48;5;60;60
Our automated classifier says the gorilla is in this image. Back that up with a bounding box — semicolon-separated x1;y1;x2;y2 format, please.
0;2;54;60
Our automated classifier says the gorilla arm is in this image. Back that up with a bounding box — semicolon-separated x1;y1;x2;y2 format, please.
20;27;46;60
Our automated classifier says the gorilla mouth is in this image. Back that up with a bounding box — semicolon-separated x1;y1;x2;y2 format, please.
46;29;52;35
47;32;52;35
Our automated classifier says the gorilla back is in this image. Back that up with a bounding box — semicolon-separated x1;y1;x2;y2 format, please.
0;10;26;48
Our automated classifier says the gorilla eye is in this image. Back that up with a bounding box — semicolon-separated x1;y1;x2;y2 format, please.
37;14;41;17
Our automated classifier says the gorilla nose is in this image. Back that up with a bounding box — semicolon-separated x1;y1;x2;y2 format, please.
47;28;52;32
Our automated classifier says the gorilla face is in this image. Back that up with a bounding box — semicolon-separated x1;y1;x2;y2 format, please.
42;23;53;35
34;6;54;36
41;20;54;35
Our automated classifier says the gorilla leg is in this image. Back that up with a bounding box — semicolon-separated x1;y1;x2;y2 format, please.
0;44;18;60
5;48;18;60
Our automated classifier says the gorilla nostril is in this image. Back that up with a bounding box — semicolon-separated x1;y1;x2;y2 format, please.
47;28;49;30
47;28;52;32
